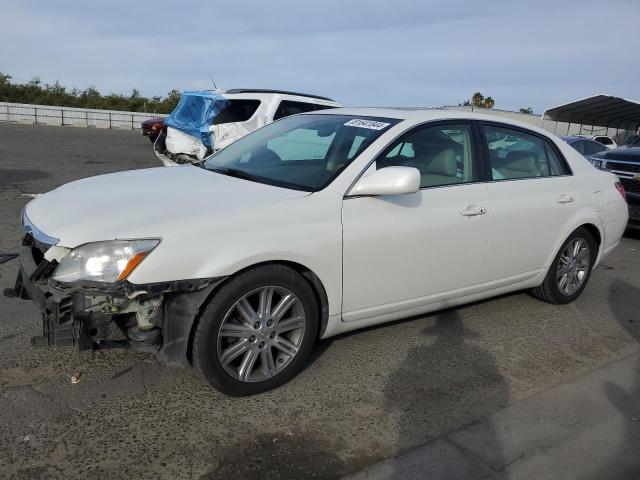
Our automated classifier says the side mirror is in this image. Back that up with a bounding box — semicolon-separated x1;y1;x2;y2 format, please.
349;166;420;197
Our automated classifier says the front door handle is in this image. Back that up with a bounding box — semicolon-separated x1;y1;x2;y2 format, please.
557;194;574;204
461;205;487;216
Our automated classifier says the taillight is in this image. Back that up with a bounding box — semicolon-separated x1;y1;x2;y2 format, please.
615;181;626;202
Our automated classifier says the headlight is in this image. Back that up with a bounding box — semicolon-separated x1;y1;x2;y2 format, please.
590;159;604;169
53;239;160;283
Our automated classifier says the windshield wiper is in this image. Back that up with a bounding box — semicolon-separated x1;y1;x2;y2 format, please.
210;167;265;183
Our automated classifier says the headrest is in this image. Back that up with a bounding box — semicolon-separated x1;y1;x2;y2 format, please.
504;150;537;173
425;148;457;176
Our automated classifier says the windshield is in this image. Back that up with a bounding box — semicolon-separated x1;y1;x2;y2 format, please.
202;114;400;191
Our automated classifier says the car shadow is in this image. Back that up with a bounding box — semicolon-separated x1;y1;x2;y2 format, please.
382;309;509;478
588;279;640;479
623;226;640;240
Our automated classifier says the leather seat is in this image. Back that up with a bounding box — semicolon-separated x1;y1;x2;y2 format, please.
420;147;461;186
498;150;539;179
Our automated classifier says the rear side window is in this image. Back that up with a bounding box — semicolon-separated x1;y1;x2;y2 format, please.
569;140;585;154
594;136;613;145
315;104;336;112
212;100;261;124
273;100;317;120
583;140;607;155
482;125;569;180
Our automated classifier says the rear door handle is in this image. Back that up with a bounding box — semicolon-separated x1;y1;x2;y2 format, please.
557;194;574;204
461;205;487;216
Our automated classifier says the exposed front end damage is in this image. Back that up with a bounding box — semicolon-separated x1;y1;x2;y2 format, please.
5;233;225;367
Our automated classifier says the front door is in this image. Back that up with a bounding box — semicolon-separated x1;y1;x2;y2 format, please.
342;122;490;321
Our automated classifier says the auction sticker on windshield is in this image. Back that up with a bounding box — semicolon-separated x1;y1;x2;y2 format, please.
344;119;391;130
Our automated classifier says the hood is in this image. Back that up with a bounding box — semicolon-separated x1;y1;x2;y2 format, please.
25;166;308;247
595;145;640;162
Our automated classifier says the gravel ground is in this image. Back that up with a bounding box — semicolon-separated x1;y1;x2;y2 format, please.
0;122;639;479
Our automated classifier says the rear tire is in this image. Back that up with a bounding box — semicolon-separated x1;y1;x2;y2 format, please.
530;227;597;304
192;265;319;396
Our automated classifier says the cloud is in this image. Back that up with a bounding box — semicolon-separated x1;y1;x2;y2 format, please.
1;0;638;112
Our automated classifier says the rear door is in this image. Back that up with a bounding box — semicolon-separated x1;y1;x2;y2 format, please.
480;123;578;281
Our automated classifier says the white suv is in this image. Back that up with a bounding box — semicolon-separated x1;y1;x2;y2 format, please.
591;135;618;149
156;89;341;166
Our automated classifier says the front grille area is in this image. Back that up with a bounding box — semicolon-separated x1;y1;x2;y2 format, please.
23;233;57;282
607;161;640;174
621;177;640;195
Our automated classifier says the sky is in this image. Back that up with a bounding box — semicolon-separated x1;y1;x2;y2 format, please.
1;0;639;113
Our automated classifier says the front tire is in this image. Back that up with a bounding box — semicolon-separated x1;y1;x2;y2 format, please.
192;265;319;396
530;227;597;304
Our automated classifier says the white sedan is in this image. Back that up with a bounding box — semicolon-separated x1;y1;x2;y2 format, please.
9;109;629;395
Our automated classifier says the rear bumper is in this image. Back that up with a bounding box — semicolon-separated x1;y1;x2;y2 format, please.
627;193;640;222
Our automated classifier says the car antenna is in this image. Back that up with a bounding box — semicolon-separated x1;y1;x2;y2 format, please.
208;73;222;93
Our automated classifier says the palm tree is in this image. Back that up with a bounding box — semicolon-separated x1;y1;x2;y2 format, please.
483;96;495;109
471;92;484;107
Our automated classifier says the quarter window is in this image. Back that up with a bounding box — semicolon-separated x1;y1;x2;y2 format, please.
273;100;317;120
377;124;477;188
594;136;613;145
482;125;568;180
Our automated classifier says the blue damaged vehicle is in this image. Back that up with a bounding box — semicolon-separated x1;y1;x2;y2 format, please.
155;89;341;166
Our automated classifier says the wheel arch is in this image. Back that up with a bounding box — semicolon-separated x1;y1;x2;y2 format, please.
544;217;604;273
183;260;330;364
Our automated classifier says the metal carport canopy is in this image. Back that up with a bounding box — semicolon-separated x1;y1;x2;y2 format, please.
542;94;640;131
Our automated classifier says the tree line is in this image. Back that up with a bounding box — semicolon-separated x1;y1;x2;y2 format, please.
0;73;180;114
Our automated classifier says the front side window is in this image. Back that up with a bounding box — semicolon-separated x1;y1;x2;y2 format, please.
482;125;568;180
377;123;477;188
273;100;317;120
203;114;400;191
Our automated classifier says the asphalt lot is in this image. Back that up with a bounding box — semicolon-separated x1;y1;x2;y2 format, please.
1;122;639;479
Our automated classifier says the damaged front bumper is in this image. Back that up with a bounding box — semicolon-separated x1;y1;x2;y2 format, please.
5;234;224;366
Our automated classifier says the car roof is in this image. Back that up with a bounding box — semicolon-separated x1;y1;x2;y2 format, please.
225;89;334;102
304;107;554;136
560;135;602;144
222;90;341;107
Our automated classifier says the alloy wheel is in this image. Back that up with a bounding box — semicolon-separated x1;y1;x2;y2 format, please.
556;238;590;296
216;286;306;382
